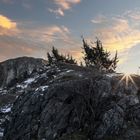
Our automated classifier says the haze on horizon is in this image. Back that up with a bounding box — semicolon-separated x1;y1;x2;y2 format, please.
0;0;140;74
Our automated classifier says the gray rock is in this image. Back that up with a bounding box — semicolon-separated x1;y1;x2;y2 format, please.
0;57;47;88
1;57;140;140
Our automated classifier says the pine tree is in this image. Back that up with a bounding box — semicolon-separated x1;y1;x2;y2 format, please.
47;52;53;64
64;54;77;64
47;47;77;65
52;47;64;62
82;38;118;72
82;39;94;67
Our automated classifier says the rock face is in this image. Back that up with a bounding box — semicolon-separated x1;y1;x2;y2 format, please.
0;57;47;140
0;57;46;88
1;57;140;140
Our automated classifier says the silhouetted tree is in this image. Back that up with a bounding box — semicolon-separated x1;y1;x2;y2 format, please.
52;47;64;62
80;61;84;67
47;52;53;64
65;54;77;64
82;38;118;72
47;47;77;65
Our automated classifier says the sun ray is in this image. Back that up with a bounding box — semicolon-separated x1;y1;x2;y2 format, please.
128;75;138;90
115;73;138;91
117;75;126;86
126;75;129;89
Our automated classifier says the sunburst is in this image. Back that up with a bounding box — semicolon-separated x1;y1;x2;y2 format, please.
116;73;138;90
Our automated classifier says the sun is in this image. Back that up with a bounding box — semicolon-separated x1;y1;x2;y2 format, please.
117;73;138;90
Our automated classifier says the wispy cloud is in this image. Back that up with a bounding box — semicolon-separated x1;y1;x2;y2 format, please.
54;0;81;10
0;36;43;62
48;8;64;16
41;25;70;42
89;11;140;67
49;0;81;16
18;24;83;61
0;22;79;61
1;0;13;4
0;15;19;36
19;25;71;43
92;14;140;52
91;14;107;24
123;9;140;21
22;2;32;10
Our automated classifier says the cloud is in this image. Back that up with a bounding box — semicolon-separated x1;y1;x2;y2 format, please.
0;19;82;64
54;0;81;10
42;25;70;42
18;24;83;60
0;15;16;29
91;15;107;24
0;15;19;36
22;2;32;10
129;12;140;20
19;25;70;44
48;8;64;16
0;24;76;62
0;36;43;62
123;9;140;21
93;16;140;52
90;11;140;67
1;0;13;4
46;26;70;42
50;0;81;16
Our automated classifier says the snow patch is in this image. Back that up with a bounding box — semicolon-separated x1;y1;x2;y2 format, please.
78;74;82;77
66;70;74;73
16;77;37;89
0;105;12;113
45;66;51;69
106;73;123;78
41;86;49;91
24;78;35;84
16;84;26;89
0;132;3;137
35;85;49;92
0;89;7;95
0;88;7;95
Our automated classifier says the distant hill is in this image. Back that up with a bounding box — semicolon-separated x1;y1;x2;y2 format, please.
0;57;47;88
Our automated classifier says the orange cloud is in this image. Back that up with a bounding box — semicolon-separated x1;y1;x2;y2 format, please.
50;0;81;16
0;36;44;62
90;13;140;66
21;25;70;43
94;17;140;52
0;15;16;29
54;0;81;10
0;15;18;36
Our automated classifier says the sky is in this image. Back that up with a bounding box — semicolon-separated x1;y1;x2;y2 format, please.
0;0;140;74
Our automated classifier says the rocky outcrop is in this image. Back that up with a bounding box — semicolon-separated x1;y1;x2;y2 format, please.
1;57;140;140
0;57;47;139
0;57;47;88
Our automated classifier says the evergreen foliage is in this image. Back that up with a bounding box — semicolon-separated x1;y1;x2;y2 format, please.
47;38;118;73
47;47;77;65
82;38;118;72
